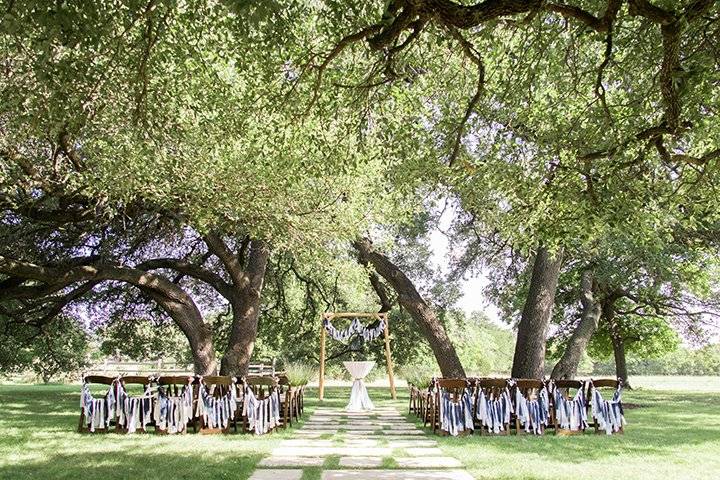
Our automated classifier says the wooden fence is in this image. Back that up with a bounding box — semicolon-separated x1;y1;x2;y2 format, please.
85;358;276;376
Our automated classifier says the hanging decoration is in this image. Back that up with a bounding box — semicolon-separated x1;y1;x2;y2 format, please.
512;381;550;435
323;317;385;343
589;381;626;434
319;312;397;401
116;383;154;433
475;384;513;434
196;380;238;430
243;387;281;435
438;387;475;436
80;383;113;432
154;382;194;434
549;381;588;432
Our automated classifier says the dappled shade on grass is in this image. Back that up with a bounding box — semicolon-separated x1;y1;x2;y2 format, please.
0;382;719;479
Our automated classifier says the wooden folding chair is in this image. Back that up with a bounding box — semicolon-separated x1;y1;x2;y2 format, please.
587;378;624;434
196;376;239;434
409;383;419;414
115;375;154;434
277;374;299;428
78;375;116;433
474;378;512;435
243;375;282;434
432;378;474;436
297;384;306;418
512;379;549;435
154;375;196;434
423;378;437;428
549;379;586;435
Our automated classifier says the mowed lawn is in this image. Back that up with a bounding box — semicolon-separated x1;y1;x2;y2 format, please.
0;378;719;480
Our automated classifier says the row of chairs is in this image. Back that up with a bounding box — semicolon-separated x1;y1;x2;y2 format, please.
78;374;305;435
409;377;625;436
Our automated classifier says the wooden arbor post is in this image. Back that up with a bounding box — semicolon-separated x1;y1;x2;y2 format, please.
319;312;396;401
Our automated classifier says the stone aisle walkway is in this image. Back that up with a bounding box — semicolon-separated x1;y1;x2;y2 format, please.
249;406;472;479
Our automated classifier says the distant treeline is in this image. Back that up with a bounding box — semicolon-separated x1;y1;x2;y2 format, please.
590;345;720;377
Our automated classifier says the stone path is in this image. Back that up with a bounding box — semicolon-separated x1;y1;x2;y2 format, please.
249;406;472;480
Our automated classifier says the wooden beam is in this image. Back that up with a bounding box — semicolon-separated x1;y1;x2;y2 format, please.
319;315;326;401
383;313;397;399
324;312;384;319
321;311;395;399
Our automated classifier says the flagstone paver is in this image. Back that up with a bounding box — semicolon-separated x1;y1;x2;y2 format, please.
259;456;326;467
338;456;384;468
344;439;379;446
396;457;463;468
387;440;437;448
271;446;392;457
404;447;445;456
295;428;339;434
252;404;471;479
280;439;334;447
249;469;303;480
378;429;424;435
322;470;474;480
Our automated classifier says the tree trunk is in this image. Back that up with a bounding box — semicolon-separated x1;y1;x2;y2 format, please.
606;305;631;388
354;237;465;378
511;246;564;379
551;271;602;379
611;333;629;386
140;288;217;375
219;240;271;376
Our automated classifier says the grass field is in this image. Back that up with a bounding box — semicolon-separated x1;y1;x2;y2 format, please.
1;377;719;480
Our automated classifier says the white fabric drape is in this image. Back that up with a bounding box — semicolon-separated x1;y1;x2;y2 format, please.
344;361;375;411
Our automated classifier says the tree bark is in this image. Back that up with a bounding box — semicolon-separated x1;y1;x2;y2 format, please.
551;271;602;379
214;239;271;376
511;246;564;379
139;287;217;375
611;333;629;386
605;303;631;388
354;237;465;378
139;234;272;376
0;256;218;375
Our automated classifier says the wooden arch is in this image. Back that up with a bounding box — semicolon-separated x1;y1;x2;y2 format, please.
318;311;396;401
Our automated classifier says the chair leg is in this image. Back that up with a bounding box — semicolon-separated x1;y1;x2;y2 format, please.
78;409;85;433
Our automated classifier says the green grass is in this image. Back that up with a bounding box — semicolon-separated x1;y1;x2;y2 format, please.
405;380;720;480
1;379;719;479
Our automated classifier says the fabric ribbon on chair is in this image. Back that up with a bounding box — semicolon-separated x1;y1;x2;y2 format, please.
589;381;626;435
117;383;153;433
243;387;281;435
439;387;474;436
475;385;513;434
196;381;237;430
154;383;194;434
323;317;385;343
550;382;588;431
513;382;550;435
80;383;112;432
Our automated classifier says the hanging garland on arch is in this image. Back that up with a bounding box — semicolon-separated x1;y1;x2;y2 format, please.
323;317;385;343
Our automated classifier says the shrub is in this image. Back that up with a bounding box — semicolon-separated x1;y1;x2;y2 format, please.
398;363;438;389
282;360;317;386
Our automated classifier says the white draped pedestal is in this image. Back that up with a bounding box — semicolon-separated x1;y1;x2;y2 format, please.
343;361;375;411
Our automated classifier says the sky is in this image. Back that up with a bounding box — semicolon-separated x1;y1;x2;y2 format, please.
427;203;504;325
428;206;720;344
